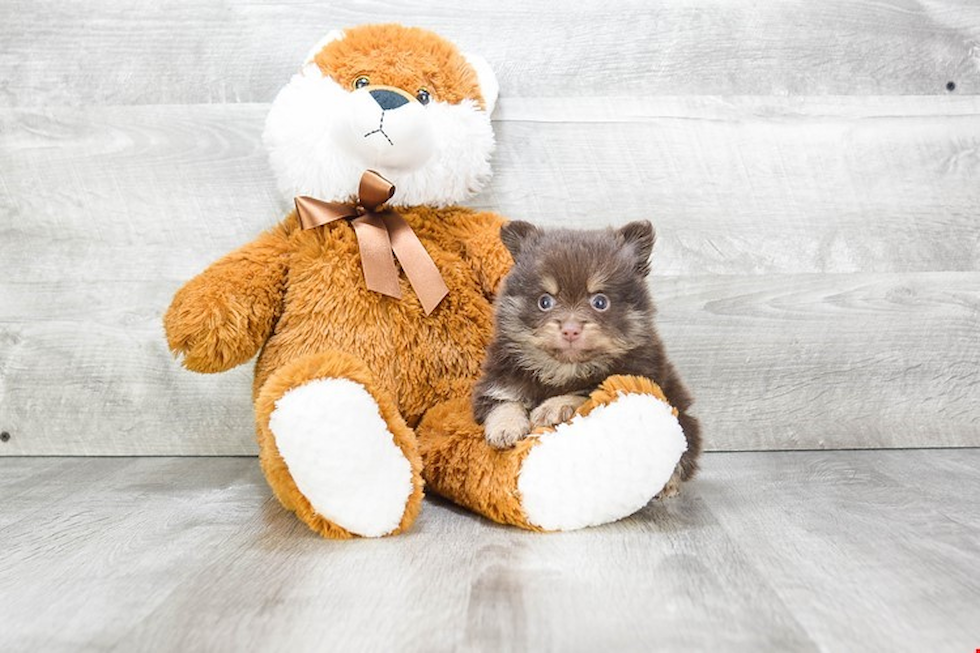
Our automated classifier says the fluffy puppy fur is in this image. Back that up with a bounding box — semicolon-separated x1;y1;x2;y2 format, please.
473;221;702;490
263;23;497;207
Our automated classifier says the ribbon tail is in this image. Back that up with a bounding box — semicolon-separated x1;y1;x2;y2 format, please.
383;212;450;315
350;214;402;299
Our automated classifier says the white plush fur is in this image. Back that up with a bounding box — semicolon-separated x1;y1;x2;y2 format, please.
518;393;687;531
269;378;415;538
263;63;495;207
462;52;499;115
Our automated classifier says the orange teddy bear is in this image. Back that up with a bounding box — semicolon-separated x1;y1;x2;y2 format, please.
164;23;687;538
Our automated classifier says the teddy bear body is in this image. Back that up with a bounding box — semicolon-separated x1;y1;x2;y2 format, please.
167;200;511;538
252;206;507;422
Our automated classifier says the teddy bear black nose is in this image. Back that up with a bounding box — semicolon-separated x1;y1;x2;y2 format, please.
369;89;409;110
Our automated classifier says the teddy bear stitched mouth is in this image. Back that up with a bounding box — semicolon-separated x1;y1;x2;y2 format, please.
363;111;394;146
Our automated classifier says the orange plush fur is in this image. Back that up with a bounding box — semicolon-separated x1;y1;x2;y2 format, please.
313;24;486;108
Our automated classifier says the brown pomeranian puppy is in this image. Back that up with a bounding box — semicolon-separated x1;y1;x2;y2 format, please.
473;220;701;493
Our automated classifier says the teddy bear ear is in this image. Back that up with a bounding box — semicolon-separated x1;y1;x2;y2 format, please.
303;30;346;65
462;52;499;115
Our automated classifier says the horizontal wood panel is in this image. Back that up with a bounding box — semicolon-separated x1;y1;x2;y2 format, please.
2;98;977;284
2;96;978;454
659;272;980;450
1;271;977;454
1;0;978;107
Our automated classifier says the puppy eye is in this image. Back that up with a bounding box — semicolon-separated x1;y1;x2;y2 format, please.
353;76;370;89
590;293;610;311
537;294;555;311
416;89;431;105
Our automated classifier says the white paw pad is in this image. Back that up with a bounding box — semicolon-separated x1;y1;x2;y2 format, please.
518;393;687;531
269;378;414;537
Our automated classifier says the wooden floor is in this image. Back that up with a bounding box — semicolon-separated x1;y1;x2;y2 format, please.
1;451;977;652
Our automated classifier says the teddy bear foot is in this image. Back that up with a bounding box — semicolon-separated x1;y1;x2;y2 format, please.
256;352;424;538
418;376;688;532
269;379;415;537
516;391;686;530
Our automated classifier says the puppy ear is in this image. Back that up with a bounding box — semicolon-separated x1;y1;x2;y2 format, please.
462;52;499;115
617;220;656;276
500;221;540;260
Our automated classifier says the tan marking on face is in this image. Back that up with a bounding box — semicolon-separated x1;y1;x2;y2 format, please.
534;320;561;345
541;276;559;295
533;320;627;361
581;323;628;357
586;270;609;294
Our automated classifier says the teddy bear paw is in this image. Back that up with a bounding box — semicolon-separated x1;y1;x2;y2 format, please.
269;378;417;537
517;392;687;530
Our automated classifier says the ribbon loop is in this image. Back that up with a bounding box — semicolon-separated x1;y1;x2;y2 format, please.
294;170;448;315
358;170;396;211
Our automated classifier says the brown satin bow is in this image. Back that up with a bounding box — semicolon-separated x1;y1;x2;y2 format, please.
294;170;449;315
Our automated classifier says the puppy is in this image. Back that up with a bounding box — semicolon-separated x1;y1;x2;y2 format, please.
473;221;702;494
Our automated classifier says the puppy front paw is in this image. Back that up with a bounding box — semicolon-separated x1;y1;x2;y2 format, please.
529;394;587;429
484;402;531;449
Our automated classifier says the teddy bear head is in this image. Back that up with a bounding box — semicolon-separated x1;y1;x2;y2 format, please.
263;23;499;208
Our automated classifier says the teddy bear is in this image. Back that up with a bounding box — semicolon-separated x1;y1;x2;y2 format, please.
164;23;687;538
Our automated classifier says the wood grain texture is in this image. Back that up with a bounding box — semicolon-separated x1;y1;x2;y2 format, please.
3;98;978;282
1;451;977;651
698;449;980;653
1;272;978;454
1;0;978;107
2;98;979;454
489;97;980;275
659;272;980;450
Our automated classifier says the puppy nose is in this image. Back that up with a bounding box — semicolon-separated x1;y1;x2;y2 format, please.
369;89;409;111
560;321;583;343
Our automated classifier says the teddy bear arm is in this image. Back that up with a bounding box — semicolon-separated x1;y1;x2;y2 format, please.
164;220;295;373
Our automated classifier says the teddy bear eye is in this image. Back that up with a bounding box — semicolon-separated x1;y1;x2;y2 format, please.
538;294;555;311
590;293;610;311
353;76;370;89
416;89;431;105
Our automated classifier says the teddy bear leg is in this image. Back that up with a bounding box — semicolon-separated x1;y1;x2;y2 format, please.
417;375;687;531
254;351;423;539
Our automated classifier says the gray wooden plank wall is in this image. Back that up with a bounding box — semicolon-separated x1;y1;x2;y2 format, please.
1;1;978;454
